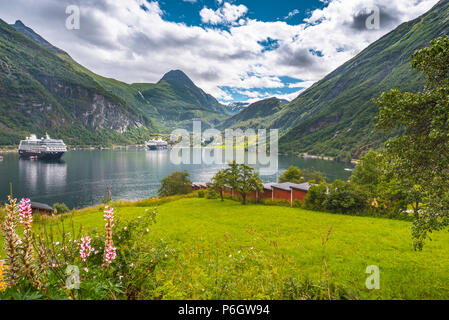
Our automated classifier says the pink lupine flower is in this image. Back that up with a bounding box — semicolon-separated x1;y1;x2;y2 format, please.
19;198;32;226
104;245;116;264
103;207;116;265
80;235;94;262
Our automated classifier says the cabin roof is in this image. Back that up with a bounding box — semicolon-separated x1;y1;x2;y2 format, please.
31;202;53;211
272;182;312;192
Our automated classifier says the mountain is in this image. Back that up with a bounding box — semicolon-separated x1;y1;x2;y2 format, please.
4;19;230;147
278;0;449;160
0;19;156;146
219;97;287;130
129;70;231;129
220;0;449;160
225;102;250;115
10;20;68;56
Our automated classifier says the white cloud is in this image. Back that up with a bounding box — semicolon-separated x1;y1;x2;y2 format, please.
200;2;248;25
0;0;440;103
284;9;299;20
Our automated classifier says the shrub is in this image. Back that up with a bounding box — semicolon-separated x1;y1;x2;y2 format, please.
292;199;303;208
158;171;192;197
53;203;70;214
205;189;218;199
197;190;205;198
305;183;328;211
324;180;369;214
279;166;304;184
261;198;291;207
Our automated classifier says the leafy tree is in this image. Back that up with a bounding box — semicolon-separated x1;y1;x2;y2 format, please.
207;169;228;201
303;170;326;184
323;180;369;214
304;183;328;211
53;203;70;214
374;36;449;249
351;150;384;197
279;166;304;184
223;161;263;205
158;171;192;197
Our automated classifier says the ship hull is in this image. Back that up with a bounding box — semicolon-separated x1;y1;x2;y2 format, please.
146;146;167;151
19;150;66;160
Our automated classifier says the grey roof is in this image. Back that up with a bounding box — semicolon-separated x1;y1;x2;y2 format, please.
31;202;53;211
271;182;313;192
263;182;277;190
192;182;207;187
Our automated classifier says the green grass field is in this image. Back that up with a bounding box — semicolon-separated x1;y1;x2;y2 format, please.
2;197;449;299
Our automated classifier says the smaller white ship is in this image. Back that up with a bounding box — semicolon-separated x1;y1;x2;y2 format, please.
145;137;168;151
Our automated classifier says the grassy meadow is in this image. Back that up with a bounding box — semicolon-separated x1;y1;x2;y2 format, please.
3;197;447;300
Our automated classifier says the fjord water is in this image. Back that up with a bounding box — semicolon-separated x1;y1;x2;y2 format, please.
0;150;352;209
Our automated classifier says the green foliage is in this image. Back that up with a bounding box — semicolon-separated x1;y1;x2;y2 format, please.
52;203;69;215
323;180;369;214
197;190;205;198
205;189;219;199
207;169;228;201
351;150;384;197
374;36;449;249
305;183;329;211
223;161;263;205
279;166;304;184
158;171;192;197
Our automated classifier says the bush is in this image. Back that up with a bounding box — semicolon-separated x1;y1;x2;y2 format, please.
305;183;328;211
158;171;192;197
292;199;303;208
324;180;369;214
52;203;70;214
205;189;218;199
197;190;205;198
261;198;291;207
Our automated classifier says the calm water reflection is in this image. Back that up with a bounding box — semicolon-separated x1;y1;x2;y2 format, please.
0;150;353;209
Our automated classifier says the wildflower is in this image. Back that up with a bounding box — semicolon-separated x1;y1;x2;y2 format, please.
84;267;89;273
0;261;7;292
146;228;149;232
130;263;134;268
1;196;21;286
80;235;94;262
103;207;117;266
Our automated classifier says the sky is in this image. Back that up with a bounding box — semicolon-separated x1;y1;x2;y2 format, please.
0;0;440;103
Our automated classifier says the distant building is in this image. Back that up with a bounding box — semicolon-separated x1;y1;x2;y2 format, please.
31;202;54;214
191;182;208;190
194;181;313;206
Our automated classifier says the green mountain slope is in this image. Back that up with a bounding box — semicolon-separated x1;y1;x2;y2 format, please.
218;97;287;130
0;19;156;146
277;0;449;160
65;60;229;131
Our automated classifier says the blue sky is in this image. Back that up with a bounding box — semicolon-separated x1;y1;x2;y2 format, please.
159;0;325;27
0;0;440;103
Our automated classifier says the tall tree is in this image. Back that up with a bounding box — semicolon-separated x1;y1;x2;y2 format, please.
158;171;192;197
374;36;449;250
279;166;304;184
223;161;263;205
208;169;228;201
